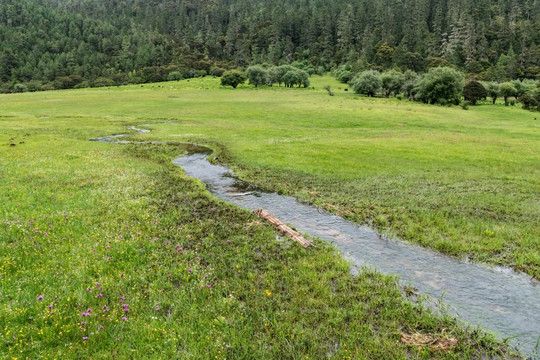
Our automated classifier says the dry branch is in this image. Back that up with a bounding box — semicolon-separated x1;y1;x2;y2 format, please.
254;209;313;248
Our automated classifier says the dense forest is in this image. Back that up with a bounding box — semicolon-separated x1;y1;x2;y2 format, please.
0;0;539;92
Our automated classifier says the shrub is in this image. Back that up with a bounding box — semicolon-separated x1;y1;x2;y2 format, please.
13;83;28;93
484;82;499;104
210;67;225;77
297;69;310;88
381;70;405;97
401;71;419;99
282;71;300;88
282;69;310;88
266;67;281;86
291;60;316;75
511;80;535;98
519;93;538;110
276;65;296;85
335;64;353;84
337;70;353;84
74;81;90;89
92;77;115;88
246;66;268;87
168;71;183;81
415;67;464;104
25;80;42;92
323;85;334;96
53;76;83;90
499;82;517;106
351;70;382;97
463;80;487;105
220;70;246;88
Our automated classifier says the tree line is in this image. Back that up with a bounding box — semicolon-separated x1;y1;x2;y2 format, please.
0;0;539;93
338;66;540;110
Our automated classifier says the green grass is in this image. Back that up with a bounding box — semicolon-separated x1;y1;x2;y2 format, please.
0;76;534;358
5;76;534;276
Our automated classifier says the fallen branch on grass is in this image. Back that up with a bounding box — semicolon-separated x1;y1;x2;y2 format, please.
254;209;313;248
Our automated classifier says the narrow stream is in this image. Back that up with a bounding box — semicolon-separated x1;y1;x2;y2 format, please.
94;127;540;357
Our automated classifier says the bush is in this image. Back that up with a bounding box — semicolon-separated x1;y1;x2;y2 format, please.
461;101;470;110
519;93;538;110
381;70;405;97
282;71;299;88
168;71;183;81
291;60;316;75
13;83;28;93
297;69;310;88
53;76;83;90
74;81;90;89
282;69;310;88
220;70;246;88
463;80;487;105
415;67;464;104
246;65;268;87
323;85;334;96
351;70;382;97
139;67;167;83
266;67;281;86
25;80;42;92
210;67;225;77
511;80;535;98
484;82;499;104
92;77;115;88
499;82;517;106
276;65;296;85
335;64;353;84
401;71;419;99
337;70;353;84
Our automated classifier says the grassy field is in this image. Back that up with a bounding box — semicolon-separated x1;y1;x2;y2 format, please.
0;76;536;358
3;76;537;276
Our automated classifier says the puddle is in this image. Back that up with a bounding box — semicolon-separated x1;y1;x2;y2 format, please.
95;126;540;357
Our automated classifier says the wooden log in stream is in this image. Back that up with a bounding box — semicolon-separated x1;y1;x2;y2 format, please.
254;209;313;248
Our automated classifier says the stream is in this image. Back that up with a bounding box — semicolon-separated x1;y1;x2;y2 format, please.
94;127;540;357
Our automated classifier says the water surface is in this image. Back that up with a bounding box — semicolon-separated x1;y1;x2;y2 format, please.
174;152;539;357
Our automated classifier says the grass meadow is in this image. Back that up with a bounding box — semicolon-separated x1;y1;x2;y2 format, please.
0;76;536;358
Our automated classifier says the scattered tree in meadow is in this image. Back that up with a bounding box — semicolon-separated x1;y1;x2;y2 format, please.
519;93;538;111
463;80;487;105
335;64;353;84
499;83;517;106
282;69;310;88
351;70;382;97
220;70;246;88
246;66;268;87
266;67;282;86
485;82;500;104
401;70;419;99
415;67;464;104
381;70;405;97
520;87;540;111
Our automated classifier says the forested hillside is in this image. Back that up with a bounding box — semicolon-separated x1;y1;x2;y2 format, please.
1;0;539;91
